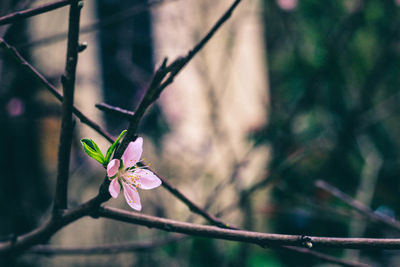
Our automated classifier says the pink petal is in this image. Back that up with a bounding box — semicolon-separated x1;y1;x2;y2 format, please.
107;159;120;177
122;138;143;168
123;183;142;211
133;169;162;190
109;178;120;198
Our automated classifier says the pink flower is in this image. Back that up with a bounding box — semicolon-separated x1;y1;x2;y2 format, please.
107;137;161;211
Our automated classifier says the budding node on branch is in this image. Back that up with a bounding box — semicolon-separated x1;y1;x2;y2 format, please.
78;42;87;53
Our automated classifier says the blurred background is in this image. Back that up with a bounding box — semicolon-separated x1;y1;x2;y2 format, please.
1;0;400;266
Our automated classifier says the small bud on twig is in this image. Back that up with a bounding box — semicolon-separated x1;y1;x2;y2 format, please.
78;42;87;53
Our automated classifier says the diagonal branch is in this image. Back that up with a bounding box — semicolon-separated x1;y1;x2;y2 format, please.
53;0;82;212
0;0;72;26
95;102;134;120
315;180;400;232
0;0;36;37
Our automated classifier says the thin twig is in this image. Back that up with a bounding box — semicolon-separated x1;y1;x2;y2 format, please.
0;0;72;26
27;234;185;255
95;102;134;119
0;0;36;37
53;0;82;212
315;180;400;232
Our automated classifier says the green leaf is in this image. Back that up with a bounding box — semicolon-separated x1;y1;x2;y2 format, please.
105;130;127;163
81;138;96;150
81;139;106;165
91;139;104;155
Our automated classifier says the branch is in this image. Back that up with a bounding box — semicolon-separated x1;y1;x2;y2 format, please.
0;0;72;26
4;197;400;258
95;102;134;120
98;206;400;250
315;180;400;232
27;234;185;255
0;0;35;37
115;0;242;158
0;38;114;143
53;0;82;212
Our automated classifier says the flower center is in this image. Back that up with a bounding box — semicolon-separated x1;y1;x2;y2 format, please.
120;169;142;188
